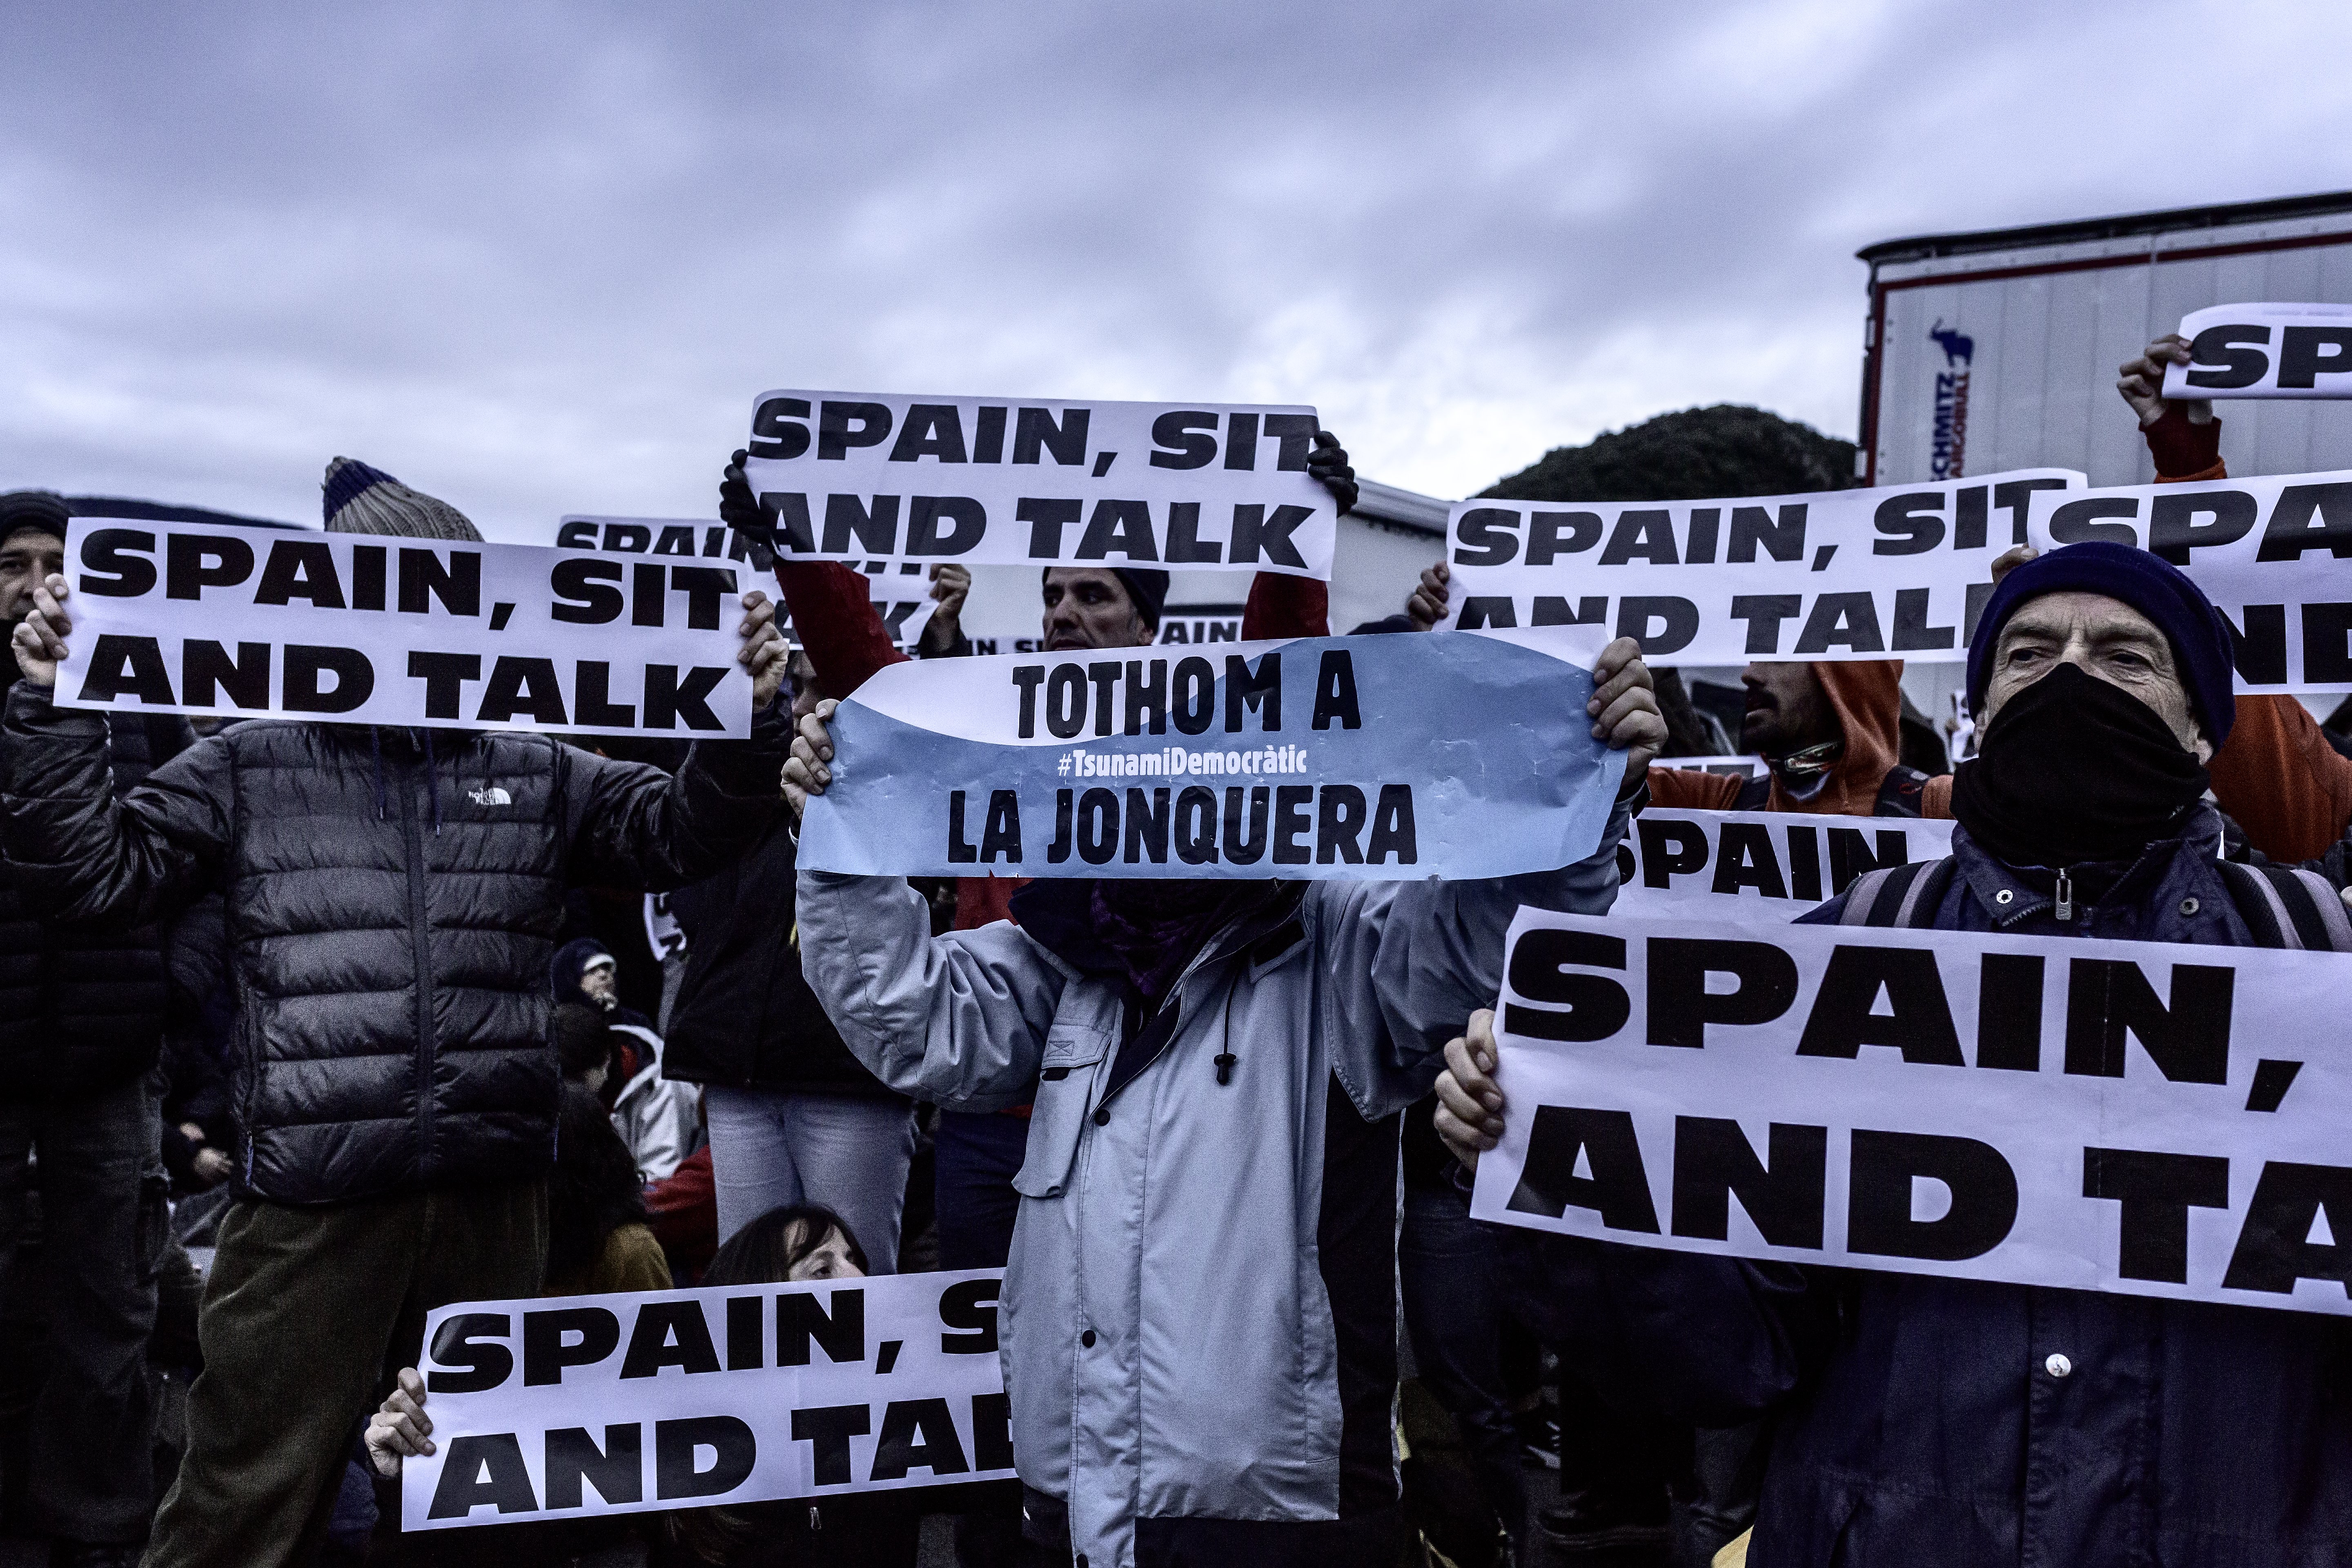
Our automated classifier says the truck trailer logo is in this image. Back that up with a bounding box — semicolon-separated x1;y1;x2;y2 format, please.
1928;320;1973;480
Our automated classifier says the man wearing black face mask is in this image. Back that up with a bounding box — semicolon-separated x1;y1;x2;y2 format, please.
1434;538;2352;1568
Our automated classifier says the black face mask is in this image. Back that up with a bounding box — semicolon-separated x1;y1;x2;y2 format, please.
1951;661;2209;869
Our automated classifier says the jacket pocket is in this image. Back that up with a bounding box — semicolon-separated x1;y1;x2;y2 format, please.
1011;1023;1109;1200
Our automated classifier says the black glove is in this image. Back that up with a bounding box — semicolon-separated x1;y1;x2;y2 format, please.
1307;430;1358;517
719;449;779;570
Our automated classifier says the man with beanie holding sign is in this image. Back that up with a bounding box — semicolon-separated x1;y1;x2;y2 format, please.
1436;541;2352;1566
0;491;195;1567
1;461;791;1568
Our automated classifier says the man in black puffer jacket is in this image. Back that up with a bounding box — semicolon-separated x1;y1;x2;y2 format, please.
0;461;788;1568
0;490;197;1565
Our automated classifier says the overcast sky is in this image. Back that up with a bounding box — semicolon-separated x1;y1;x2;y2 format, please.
4;0;2349;541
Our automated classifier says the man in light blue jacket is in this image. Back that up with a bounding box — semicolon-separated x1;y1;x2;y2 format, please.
784;638;1662;1568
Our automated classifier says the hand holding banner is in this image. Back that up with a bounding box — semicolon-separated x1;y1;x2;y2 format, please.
2162;303;2352;400
738;392;1337;578
403;1271;1011;1530
1472;909;2352;1317
795;627;1628;881
53;519;759;737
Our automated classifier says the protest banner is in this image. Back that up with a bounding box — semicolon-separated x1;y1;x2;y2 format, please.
1442;469;2083;664
1613;808;1955;921
57;518;755;737
403;1270;1010;1530
737;393;1336;579
2162;303;2352;400
1472;910;2352;1317
796;626;1626;881
2021;472;2352;692
557;514;938;652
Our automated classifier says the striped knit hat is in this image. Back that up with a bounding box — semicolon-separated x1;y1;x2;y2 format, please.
321;457;483;541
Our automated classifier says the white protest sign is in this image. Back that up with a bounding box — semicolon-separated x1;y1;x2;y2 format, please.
2022;472;2352;692
644;892;685;961
1443;470;2083;665
739;393;1336;579
556;514;938;653
796;626;1627;881
59;519;753;737
1473;911;2352;1316
1615;809;1955;921
2162;303;2352;400
403;1270;1010;1530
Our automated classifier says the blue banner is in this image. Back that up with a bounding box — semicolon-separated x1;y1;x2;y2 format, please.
798;628;1626;880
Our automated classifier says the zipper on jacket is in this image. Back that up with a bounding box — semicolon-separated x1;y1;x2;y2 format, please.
399;753;439;1180
2054;868;2074;924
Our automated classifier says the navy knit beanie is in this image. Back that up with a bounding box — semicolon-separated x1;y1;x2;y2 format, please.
1040;566;1170;631
0;490;71;549
321;457;483;542
1965;541;2237;748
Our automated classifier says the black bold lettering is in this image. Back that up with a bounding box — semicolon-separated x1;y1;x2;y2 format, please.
477;656;569;726
619;1301;721;1380
1505;928;1630;1044
1076;788;1118;865
573;662;635;728
1616;596;1699;655
939;1278;1000;1354
1018;497;1082;557
551;557;624;624
428;1433;539;1519
407;651;481;720
643;665;728;732
1014;406;1088;466
1314;784;1367;863
75;635;176;705
1646;938;1799;1048
1871;493;1944;555
973;1392;1015;1471
820;494;900;555
1526;511;1601;565
1225;652;1281;731
1728;504;1805;563
1272;783;1313;864
1846;1129;2018;1261
747;396;812;460
2183;323;2270;389
165;534;254;600
1598;509;1677;566
1506;1107;1659;1232
2063;958;2233;1084
907;496;984;555
1452;507;1522;567
426;1313;513;1394
2256;483;2352;562
253;540;345;607
2278;325;2352;389
1672;1118;1827;1249
1975;952;2044;1071
1171;657;1215;734
1263;413;1319;469
1796;945;1963;1065
818;400;892;459
281;645;373;714
791;1405;871;1486
524;1307;620;1385
2148;490;2257;563
1149;410;1218;469
1711;822;1787;899
1229;503;1314;569
1077;499;1157;562
870;1399;971;1481
777;1289;865;1367
2047;497;2142;547
1174;785;1218;864
1729;595;1802;655
397;548;480;616
1637;817;1708;887
545;1425;644;1509
1367;784;1416;864
655;1416;756;1500
76;528;156;597
980;791;1022;864
1124;786;1170;864
2221;1160;2352;1295
2082;1148;2230;1284
1794;593;1886;655
1221;786;1269;864
889;403;968;463
1310;649;1361;729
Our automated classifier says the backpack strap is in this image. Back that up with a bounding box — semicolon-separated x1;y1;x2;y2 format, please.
2216;861;2352;952
1836;858;1956;928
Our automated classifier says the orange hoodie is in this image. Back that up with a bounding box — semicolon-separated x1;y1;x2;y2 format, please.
1648;661;1911;817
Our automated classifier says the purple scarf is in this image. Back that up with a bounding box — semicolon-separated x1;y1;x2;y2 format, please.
1089;881;1259;1003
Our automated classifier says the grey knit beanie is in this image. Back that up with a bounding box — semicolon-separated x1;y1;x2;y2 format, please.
0;490;71;550
321;457;483;542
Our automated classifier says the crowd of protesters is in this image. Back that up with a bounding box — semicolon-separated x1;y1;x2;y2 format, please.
0;332;2343;1568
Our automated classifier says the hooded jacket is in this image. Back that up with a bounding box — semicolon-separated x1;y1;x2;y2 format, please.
0;684;785;1204
1492;803;2352;1567
549;935;652;1029
1645;662;1931;817
795;802;1631;1568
